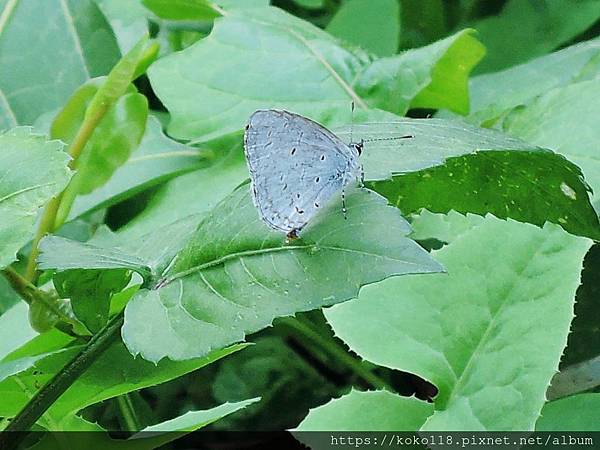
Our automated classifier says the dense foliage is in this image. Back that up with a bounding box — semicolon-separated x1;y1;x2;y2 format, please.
1;0;599;446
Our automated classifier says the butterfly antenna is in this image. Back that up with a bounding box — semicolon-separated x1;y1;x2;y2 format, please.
362;135;414;143
341;189;347;220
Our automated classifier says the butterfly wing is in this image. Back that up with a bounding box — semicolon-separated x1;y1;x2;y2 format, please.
244;110;360;233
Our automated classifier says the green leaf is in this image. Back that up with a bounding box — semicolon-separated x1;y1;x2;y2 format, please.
69;116;205;220
355;29;485;115
536;394;600;431
29;399;258;448
462;37;600;125
38;215;200;283
95;0;151;53
137;398;258;433
296;389;433;431
410;210;485;245
0;302;36;360
325;215;592;430
471;0;600;74
338;118;599;240
122;186;442;363
326;0;400;57
142;0;222;21
116;142;248;238
0;0;120;129
65;93;149;195
501;79;600;211
0;128;72;268
38;236;152;279
0;336;247;428
54;269;131;333
148;6;479;142
86;36;153;116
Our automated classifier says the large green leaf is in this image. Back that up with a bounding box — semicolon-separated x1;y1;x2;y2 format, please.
69;116;204;220
0;0;120;129
337;118;599;240
325;215;592;430
536;394;600;431
148;5;482;142
471;0;600;74
501;79;600;211
122;186;442;363
296;389;433;431
458;37;600;125
0;128;72;268
326;0;400;57
38;215;200;284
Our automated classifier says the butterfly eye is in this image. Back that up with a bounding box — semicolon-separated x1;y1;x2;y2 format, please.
355;141;363;155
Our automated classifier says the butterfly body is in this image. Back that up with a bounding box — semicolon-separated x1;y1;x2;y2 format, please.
244;109;362;236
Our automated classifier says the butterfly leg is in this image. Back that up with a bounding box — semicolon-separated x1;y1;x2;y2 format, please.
359;166;365;188
286;229;300;242
341;189;347;220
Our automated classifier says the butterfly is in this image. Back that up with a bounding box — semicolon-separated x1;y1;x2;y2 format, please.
244;110;364;240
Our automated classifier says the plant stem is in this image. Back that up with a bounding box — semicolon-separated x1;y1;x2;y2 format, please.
280;317;390;390
24;103;109;282
0;312;124;450
116;393;141;432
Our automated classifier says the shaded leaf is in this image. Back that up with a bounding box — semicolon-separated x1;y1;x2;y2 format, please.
296;389;433;431
122;186;442;362
0;128;72;268
54;269;131;333
335;118;599;240
212;336;337;430
326;0;400;57
326;215;592;430
548;356;600;401
0;0;120;129
501;79;600;210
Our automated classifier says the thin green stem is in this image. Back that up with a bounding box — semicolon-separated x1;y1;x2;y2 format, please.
0;312;124;450
116;393;141;432
25;103;109;282
280;317;391;390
